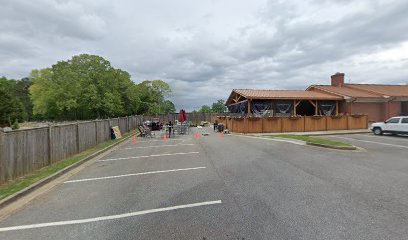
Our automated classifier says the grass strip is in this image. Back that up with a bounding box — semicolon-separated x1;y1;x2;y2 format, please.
270;134;352;147
0;131;135;200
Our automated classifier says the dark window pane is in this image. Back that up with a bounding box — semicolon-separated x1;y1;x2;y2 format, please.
387;118;400;123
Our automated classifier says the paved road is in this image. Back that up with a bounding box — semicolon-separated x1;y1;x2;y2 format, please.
1;129;408;239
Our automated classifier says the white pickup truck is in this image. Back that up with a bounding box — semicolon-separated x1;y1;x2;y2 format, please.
370;116;408;135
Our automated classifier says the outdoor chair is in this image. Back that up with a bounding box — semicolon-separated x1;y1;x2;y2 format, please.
138;126;153;137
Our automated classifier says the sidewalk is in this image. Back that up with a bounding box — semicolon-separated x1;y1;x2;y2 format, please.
247;129;371;137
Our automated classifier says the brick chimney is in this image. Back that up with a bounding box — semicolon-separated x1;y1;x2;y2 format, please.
331;72;345;87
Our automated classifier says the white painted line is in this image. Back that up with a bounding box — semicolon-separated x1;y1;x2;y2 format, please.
98;152;199;162
64;166;206;183
122;143;195;150
330;136;408;149
234;135;305;145
136;139;184;142
0;200;222;232
356;134;408;141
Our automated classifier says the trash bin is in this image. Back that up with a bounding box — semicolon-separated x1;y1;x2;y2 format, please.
217;124;224;132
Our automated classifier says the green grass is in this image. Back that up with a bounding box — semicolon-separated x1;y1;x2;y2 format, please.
0;132;135;201
270;134;352;147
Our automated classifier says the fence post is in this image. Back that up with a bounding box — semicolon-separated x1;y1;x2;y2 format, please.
127;116;130;132
76;122;80;153
48;125;53;165
95;120;98;144
0;130;5;183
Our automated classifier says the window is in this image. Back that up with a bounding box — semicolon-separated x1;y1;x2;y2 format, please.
401;118;408;124
386;118;400;124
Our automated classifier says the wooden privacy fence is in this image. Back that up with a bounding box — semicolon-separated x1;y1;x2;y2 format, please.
0;113;217;184
212;115;368;134
0;116;142;184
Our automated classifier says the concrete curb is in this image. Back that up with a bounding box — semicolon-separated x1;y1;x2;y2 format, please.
0;132;136;210
306;141;357;150
245;129;371;137
306;130;371;136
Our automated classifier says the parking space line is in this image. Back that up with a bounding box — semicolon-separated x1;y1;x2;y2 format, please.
355;134;408;141
64;166;206;183
136;139;184;142
0;200;222;232
98;152;199;162
122;143;195;150
330;136;408;149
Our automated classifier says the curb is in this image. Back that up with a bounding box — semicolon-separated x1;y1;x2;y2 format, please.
246;130;371;137
306;141;357;150
0;132;136;210
307;130;371;136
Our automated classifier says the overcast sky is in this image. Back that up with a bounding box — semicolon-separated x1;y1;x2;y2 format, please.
1;0;408;110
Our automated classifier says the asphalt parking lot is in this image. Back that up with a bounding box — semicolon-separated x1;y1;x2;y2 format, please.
0;129;408;240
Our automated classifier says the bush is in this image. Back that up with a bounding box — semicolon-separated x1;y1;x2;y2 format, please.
12;119;19;130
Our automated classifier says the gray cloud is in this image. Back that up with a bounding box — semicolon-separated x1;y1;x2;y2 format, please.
1;0;408;110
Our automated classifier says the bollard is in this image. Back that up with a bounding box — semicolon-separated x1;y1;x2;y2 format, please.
164;134;167;141
133;136;137;142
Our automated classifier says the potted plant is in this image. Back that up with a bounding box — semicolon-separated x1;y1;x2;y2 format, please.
312;115;323;119
331;113;344;119
289;115;302;120
248;116;262;121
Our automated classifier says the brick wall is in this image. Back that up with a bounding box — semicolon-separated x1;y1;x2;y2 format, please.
402;101;408;115
345;101;402;122
385;101;401;119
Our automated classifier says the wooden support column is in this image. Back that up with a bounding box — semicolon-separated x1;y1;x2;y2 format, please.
293;100;301;115
309;100;317;115
315;100;318;115
336;101;339;115
247;99;251;117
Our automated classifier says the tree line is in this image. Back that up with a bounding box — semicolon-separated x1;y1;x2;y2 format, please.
195;99;227;113
0;54;176;127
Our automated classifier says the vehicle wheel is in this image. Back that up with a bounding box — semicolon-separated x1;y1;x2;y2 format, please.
373;127;382;135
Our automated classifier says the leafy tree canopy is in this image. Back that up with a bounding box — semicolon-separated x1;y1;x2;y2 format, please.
198;105;212;113
29;54;151;120
0;77;27;127
137;80;173;115
211;99;226;113
2;54;176;122
197;99;226;113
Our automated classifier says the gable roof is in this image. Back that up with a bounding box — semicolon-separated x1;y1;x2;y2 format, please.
308;85;381;98
226;89;342;105
308;84;408;99
345;84;408;97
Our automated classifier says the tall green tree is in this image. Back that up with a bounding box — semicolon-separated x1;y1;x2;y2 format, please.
0;77;26;126
137;80;174;114
29;54;142;120
198;105;212;113
161;100;176;113
211;99;226;113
